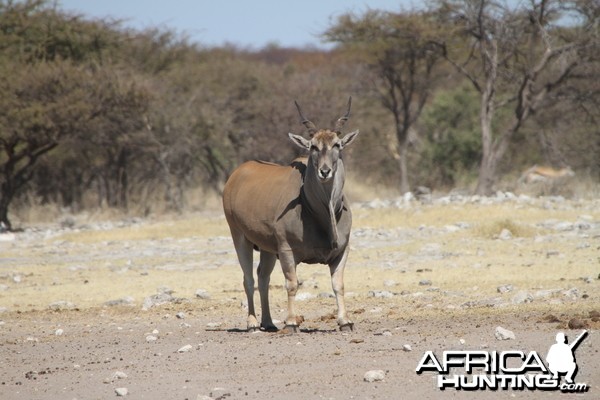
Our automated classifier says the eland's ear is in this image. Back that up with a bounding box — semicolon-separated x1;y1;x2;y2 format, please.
340;130;359;148
288;133;311;150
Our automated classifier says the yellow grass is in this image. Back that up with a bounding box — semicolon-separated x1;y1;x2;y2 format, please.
0;202;598;319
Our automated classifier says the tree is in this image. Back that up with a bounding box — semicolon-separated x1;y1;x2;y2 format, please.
324;10;445;193
419;83;482;187
0;61;92;229
435;0;599;194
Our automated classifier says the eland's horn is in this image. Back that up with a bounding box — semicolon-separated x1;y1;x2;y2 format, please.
334;96;352;132
294;100;317;136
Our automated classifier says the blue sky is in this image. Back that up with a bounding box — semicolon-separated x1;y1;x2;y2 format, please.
59;0;422;49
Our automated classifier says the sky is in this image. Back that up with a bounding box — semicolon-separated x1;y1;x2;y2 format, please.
58;0;422;49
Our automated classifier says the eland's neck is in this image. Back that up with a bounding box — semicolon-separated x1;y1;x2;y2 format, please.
302;160;346;248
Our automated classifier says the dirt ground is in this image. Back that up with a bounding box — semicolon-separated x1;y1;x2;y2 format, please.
1;195;599;399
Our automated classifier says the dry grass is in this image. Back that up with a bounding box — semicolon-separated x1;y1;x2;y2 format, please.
56;213;230;243
474;218;538;238
1;201;598;319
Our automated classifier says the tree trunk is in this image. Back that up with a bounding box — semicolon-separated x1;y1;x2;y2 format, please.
475;89;496;195
398;138;410;194
0;191;13;231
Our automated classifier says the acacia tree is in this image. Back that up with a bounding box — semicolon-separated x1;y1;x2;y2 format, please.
0;61;91;229
324;10;445;193
435;0;599;194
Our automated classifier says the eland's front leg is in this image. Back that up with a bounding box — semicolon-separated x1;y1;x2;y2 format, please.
330;246;353;331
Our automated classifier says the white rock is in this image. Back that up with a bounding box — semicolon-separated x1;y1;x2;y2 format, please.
113;371;128;380
368;290;394;298
195;289;211;299
562;288;579;300
497;284;514;294
511;291;533;304
48;300;77;311
55;329;64;336
115;387;128;396
295;292;315;301
554;222;574;231
177;344;193;353
364;370;386;382
498;229;512;240
383;279;397;287
403;344;412;352
146;335;158;342
495;326;515;340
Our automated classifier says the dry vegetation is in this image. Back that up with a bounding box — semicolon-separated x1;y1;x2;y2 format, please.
2;199;598;323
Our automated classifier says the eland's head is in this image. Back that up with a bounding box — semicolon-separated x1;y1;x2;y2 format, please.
288;97;359;183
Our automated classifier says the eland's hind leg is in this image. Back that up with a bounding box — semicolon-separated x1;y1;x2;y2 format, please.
230;231;258;330
257;250;277;331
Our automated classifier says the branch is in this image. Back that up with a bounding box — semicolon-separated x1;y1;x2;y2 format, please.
437;40;482;93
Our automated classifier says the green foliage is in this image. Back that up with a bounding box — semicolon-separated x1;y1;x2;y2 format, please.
418;83;481;188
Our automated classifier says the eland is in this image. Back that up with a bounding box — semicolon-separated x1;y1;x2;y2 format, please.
222;97;359;332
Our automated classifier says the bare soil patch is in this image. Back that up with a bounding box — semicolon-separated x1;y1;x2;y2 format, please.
1;195;598;399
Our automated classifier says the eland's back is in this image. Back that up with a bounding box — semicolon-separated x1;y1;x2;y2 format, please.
223;159;305;255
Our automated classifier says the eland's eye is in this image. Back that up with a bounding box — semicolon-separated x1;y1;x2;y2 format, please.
310;145;319;152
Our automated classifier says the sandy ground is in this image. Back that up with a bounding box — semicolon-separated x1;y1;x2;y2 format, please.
1;195;599;399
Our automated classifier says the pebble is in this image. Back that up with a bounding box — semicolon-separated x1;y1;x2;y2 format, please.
146;335;158;342
368;290;394;298
511;291;533;304
562;288;579;300
364;370;385;382
177;344;193;353
48;301;77;311
195;289;211;300
553;222;574;231
113;371;128;380
55;329;64;336
495;326;515;340
295;292;315;301
104;297;135;307
176;312;186;319
318;292;334;298
568;318;588;329
403;344;412;352
498;229;512;240
115;387;128;396
497;284;514;294
418;279;432;286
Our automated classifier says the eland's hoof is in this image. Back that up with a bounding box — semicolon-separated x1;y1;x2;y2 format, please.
282;324;300;334
339;322;354;332
261;324;279;332
247;326;261;333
